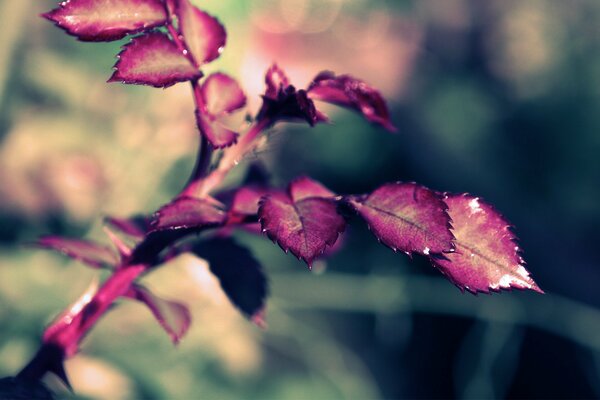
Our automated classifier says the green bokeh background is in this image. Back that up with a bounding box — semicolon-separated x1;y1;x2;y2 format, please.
1;0;600;398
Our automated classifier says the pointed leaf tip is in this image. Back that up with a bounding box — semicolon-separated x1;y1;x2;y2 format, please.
258;178;345;266
110;32;201;88
43;0;168;42
431;194;542;294
176;0;226;65
34;236;119;268
349;182;454;256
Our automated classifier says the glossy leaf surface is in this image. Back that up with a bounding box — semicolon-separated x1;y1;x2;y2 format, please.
35;236;119;268
109;32;201;88
176;0;226;65
431;194;542;293
348;183;454;256
151;197;226;231
125;284;191;343
192;238;268;319
308;71;396;131
258;177;345;265
43;0;168;42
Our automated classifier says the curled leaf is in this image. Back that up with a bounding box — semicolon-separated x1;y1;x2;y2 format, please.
256;64;328;127
43;0;168;42
34;236;119;268
151;197;226;231
176;0;226;65
347;182;454;256
258;177;345;266
431;194;542;294
109;32;201;88
124;284;191;343
308;71;396;131
192;238;268;319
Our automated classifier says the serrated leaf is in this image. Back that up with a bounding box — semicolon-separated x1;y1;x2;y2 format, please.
258;177;345;266
43;0;168;42
176;0;226;65
201;73;246;116
431;194;542;294
109;32;201;88
151;196;226;231
308;71;396;131
348;182;454;256
192;238;268;319
34;236;119;268
124;284;191;343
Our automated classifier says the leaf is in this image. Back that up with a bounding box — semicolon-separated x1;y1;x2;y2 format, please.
256;64;328;127
196;113;239;148
347;182;454;256
34;236;119;268
124;284;191;343
43;0;168;42
108;32;201;88
431;194;542;294
201;73;246;116
192;238;268;319
230;186;274;217
176;0;226;65
104;215;151;239
258;177;345;266
308;71;396;131
151;196;226;231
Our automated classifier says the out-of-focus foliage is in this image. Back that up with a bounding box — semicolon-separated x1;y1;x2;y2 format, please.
1;0;600;399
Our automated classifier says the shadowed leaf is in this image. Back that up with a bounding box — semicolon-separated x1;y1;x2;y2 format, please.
43;0;168;42
176;0;226;65
192;238;267;319
151;197;226;231
348;182;454;256
431;194;542;294
124;285;191;343
258;177;345;266
34;237;119;268
109;32;201;88
308;71;396;131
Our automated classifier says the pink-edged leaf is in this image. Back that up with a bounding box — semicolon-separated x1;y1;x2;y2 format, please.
431;194;542;294
124;284;191;343
192;238;268;319
176;0;226;65
151;196;226;231
43;0;168;42
201;73;246;116
196;112;238;148
34;236;119;268
348;182;454;256
104;215;151;239
258;177;345;266
308;71;396;131
109;32;201;88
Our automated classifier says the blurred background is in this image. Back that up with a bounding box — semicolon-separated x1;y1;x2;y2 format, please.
1;0;600;398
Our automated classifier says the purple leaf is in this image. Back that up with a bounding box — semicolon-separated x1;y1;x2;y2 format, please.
431;194;542;294
43;0;168;42
104;215;151;239
176;0;226;65
151;196;226;231
109;32;201;88
348;182;454;256
308;71;396;131
196;73;247;148
34;236;119;268
201;73;246;116
230;186;274;217
124;284;191;343
192;238;268;319
256;64;328;127
258;177;345;266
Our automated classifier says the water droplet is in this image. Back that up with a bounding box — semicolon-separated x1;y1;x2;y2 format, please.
423;247;430;255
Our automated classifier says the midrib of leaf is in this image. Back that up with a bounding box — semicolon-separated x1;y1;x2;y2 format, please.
454;240;518;275
364;202;450;248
